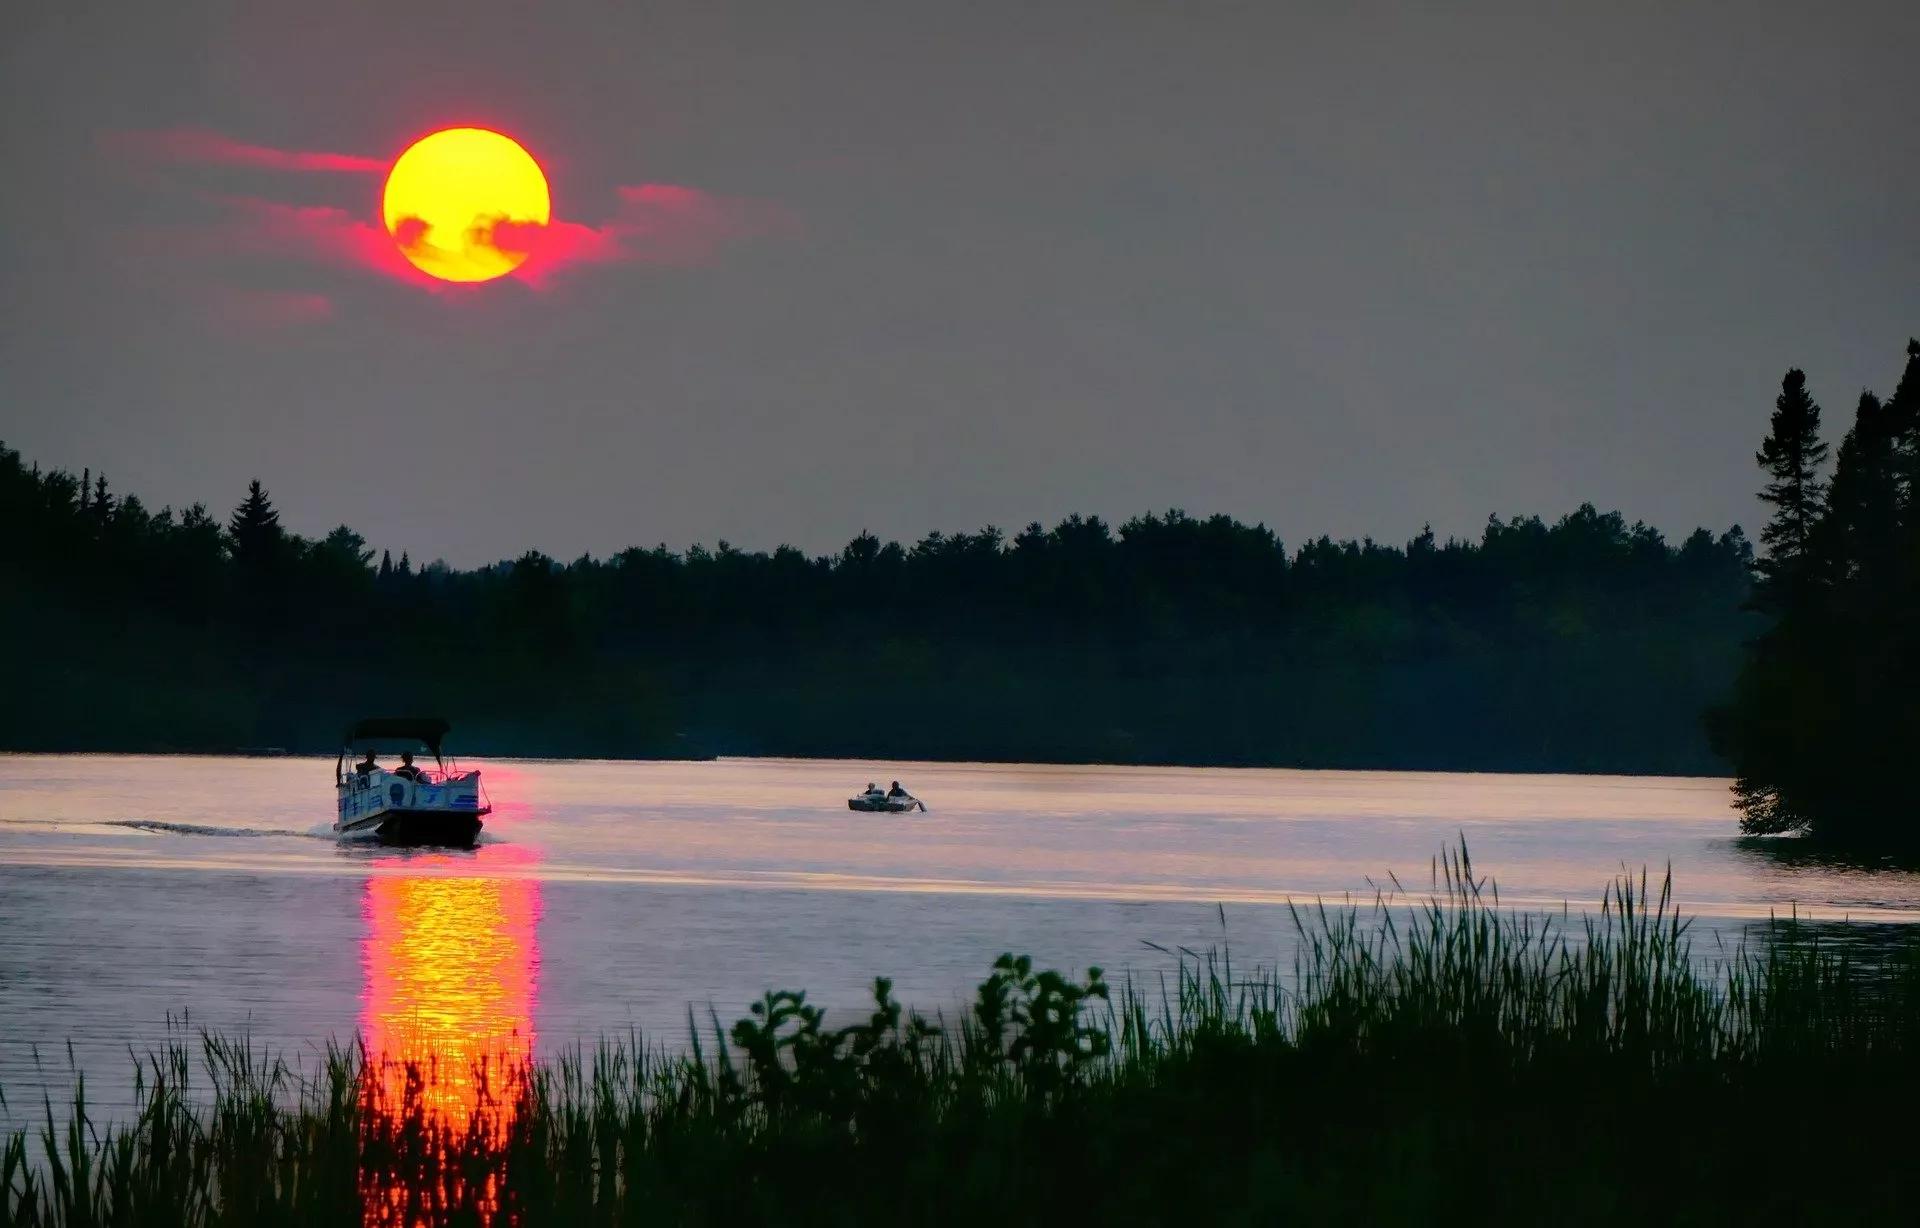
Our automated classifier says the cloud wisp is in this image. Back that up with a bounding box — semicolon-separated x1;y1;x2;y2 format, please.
492;184;798;286
103;127;387;175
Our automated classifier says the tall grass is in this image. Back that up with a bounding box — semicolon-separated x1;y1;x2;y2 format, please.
6;845;1920;1225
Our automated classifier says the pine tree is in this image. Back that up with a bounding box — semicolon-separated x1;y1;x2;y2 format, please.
1823;391;1900;594
227;479;284;571
1752;369;1828;604
89;473;113;528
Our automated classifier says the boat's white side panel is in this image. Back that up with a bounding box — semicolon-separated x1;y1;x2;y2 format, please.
335;769;489;833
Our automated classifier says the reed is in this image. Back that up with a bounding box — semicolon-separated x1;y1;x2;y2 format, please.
6;844;1919;1226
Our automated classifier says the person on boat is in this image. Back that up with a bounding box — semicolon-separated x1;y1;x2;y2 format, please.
355;750;378;779
886;780;909;800
393;751;425;782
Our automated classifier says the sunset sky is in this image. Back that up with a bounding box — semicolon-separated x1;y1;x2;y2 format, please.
3;0;1915;565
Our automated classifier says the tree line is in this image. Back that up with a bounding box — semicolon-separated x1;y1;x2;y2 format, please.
1;439;1754;772
1712;338;1920;844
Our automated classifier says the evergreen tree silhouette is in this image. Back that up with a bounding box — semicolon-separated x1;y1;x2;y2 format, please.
224;479;290;649
1823;391;1901;596
86;472;114;538
1752;369;1828;606
227;479;284;570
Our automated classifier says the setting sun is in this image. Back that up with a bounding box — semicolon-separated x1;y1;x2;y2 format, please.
382;127;550;283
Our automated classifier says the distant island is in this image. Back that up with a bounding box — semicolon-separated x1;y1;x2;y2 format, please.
2;443;1757;775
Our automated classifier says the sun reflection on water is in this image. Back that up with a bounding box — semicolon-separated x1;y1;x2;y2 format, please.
359;850;540;1225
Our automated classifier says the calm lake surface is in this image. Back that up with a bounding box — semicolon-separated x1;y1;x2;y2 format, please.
5;753;1920;1120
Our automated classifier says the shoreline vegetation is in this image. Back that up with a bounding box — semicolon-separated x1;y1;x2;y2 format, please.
6;848;1920;1225
2;442;1752;775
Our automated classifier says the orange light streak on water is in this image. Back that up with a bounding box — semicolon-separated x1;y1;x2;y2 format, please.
359;850;540;1225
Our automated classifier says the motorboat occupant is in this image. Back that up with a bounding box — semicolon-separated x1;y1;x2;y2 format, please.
394;751;425;782
847;780;924;812
356;751;378;779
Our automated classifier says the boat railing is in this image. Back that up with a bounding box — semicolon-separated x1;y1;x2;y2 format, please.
335;759;485;813
403;765;483;790
338;766;468;788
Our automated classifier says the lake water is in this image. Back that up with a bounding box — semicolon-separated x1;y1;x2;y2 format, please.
5;753;1920;1123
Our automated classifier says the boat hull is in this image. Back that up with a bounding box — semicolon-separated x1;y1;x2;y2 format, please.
363;809;485;848
848;797;923;813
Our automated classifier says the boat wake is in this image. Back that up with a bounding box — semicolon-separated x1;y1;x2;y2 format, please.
106;819;318;840
103;819;511;846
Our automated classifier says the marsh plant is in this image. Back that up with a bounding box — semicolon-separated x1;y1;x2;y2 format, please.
7;846;1920;1225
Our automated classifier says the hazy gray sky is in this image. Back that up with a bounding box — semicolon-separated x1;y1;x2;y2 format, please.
4;0;1915;565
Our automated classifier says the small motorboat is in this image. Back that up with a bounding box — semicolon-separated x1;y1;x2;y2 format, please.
848;784;925;813
335;717;490;847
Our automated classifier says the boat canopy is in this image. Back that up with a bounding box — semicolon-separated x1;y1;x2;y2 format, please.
337;717;453;783
342;717;451;755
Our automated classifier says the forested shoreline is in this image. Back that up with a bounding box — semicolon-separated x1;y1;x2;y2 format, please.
1;441;1755;773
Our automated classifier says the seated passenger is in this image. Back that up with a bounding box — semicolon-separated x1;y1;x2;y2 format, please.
886;780;908;799
355;751;378;779
393;751;425;782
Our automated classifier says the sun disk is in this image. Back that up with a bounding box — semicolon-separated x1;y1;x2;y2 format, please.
382;128;551;283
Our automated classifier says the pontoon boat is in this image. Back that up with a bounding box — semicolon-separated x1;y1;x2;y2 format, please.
335;717;490;846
